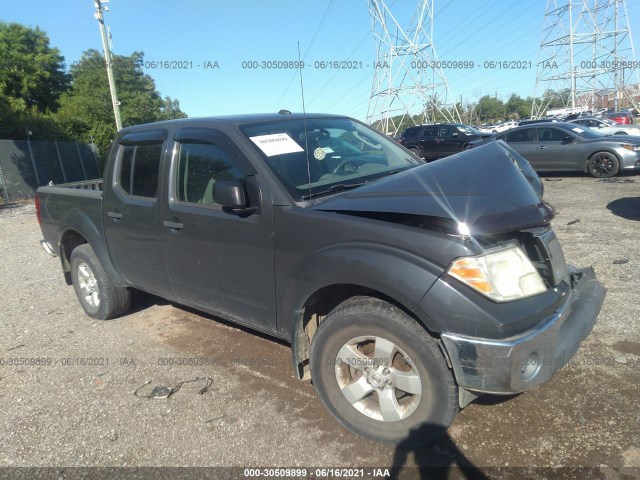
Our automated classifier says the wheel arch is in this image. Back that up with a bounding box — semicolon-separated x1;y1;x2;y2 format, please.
586;149;621;174
58;209;125;287
289;283;441;382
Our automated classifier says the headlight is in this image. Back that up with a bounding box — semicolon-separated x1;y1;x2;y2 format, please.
447;245;547;302
621;144;640;151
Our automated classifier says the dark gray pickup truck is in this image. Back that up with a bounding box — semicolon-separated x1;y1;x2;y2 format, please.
37;113;605;445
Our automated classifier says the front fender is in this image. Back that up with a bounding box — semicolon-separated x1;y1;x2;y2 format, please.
281;242;442;335
281;242;443;380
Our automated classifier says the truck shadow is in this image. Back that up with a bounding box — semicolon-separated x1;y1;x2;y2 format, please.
606;197;640;221
126;289;290;347
127;290;170;315
391;423;489;479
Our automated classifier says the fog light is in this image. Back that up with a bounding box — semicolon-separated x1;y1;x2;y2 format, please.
520;352;542;381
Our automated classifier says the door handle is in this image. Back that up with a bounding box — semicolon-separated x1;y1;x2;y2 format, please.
107;211;123;220
163;220;184;230
537;146;547;150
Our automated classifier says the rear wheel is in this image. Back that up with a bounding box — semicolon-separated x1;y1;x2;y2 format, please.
587;152;619;178
310;297;458;446
408;147;422;159
70;244;131;320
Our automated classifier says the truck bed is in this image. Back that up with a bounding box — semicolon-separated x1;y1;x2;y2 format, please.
37;179;104;255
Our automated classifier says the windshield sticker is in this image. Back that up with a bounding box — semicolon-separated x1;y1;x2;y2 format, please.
313;148;326;160
250;133;304;157
572;127;585;133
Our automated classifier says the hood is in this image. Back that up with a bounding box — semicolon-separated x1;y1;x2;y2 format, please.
311;142;554;236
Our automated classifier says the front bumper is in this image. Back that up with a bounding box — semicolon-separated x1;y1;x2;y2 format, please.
441;266;605;394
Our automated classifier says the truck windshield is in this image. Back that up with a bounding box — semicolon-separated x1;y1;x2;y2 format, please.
241;117;421;201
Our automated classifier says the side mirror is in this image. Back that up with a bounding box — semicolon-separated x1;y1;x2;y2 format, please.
213;180;251;212
563;136;576;144
451;132;460;137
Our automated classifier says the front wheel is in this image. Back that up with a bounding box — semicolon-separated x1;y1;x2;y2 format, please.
587;152;619;178
70;244;131;320
310;297;458;446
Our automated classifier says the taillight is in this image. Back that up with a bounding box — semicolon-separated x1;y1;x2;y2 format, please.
35;196;42;225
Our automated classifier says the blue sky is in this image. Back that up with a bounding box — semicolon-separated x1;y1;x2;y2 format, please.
3;0;640;122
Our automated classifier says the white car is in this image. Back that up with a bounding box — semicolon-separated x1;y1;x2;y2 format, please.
569;117;640;136
491;121;519;133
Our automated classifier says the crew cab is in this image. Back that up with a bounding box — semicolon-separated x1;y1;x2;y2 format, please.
36;113;605;445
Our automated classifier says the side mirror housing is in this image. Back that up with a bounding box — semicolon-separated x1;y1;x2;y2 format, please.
563;136;576;144
213;180;247;209
452;132;460;137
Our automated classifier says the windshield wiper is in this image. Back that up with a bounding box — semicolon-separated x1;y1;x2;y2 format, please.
302;182;366;200
368;167;412;182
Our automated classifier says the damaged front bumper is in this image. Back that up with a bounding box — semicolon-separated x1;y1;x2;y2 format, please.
441;266;605;395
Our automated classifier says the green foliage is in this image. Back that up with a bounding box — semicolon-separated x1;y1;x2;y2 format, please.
475;95;505;123
505;94;532;120
0;22;70;113
57;49;186;155
1;23;187;164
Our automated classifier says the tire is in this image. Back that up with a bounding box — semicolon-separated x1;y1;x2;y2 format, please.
310;297;458;446
408;147;422;159
70;244;131;320
614;131;628;135
587;152;620;178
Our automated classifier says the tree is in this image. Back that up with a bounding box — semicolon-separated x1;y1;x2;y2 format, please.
476;95;505;123
505;94;532;120
58;49;186;155
0;22;70;113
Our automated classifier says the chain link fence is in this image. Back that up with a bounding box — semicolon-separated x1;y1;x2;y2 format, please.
0;128;101;204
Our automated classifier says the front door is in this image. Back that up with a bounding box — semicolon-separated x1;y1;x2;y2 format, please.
533;127;576;170
161;127;277;331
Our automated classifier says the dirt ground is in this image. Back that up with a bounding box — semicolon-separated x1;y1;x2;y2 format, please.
0;174;638;479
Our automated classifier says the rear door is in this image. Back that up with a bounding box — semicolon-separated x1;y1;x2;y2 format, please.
103;128;173;297
417;126;439;159
437;125;462;156
161;127;277;331
502;127;536;164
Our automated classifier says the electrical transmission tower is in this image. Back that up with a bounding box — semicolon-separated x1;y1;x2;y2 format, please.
366;0;460;135
532;0;640;118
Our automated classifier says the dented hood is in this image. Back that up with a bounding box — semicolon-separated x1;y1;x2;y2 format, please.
311;142;554;236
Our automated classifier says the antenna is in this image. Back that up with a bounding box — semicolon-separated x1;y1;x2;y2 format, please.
297;41;312;201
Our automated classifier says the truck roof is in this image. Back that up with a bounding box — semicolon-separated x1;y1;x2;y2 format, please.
118;112;349;132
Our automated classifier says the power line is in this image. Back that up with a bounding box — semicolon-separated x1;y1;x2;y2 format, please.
272;0;336;111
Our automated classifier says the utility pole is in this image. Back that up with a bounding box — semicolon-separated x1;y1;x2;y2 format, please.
94;0;122;131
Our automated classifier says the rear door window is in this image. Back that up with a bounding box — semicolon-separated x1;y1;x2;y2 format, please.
505;128;533;143
118;143;163;198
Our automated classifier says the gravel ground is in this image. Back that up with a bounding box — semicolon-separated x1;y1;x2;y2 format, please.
0;175;639;479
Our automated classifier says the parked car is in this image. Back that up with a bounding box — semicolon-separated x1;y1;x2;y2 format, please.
518;118;560;126
607;111;635;125
476;124;498;133
37;113;604;446
473;122;640;177
492;121;519;133
569;117;640;136
397;123;493;160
